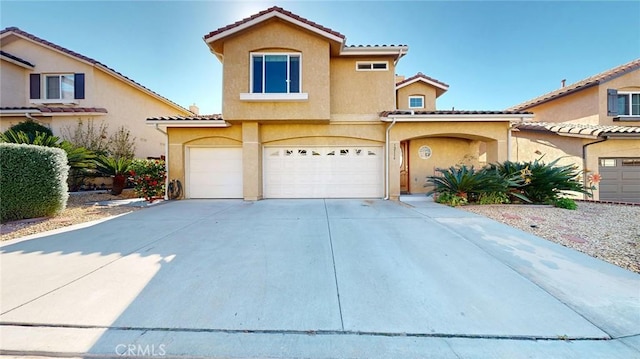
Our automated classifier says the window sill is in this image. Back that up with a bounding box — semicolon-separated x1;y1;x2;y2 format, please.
613;116;640;122
30;99;79;105
240;93;308;102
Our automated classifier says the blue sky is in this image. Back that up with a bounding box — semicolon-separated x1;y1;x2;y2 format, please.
2;1;639;114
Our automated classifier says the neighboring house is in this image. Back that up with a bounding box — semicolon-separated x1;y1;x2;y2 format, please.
509;59;640;203
147;6;532;200
0;27;193;159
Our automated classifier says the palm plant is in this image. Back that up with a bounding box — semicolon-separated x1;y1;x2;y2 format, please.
95;156;132;195
427;165;505;199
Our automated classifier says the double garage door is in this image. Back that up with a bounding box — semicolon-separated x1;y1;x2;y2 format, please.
187;146;383;198
599;157;640;203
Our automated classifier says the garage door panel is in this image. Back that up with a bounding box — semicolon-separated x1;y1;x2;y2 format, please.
599;157;640;203
264;146;383;198
188;148;243;199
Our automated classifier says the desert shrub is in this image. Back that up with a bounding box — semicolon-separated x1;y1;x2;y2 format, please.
490;158;588;203
62;119;110;156
477;192;510;205
435;192;468;207
0;143;69;222
553;197;578;210
129;159;166;201
108;126;136;160
6;119;53;141
427;165;506;200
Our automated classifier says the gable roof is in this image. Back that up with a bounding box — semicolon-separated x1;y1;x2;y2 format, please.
0;50;34;68
516;122;640;139
203;7;408;60
396;72;449;97
509;58;640;111
0;27;192;114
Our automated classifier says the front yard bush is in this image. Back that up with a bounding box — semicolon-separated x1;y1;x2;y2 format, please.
129;159;166;202
0;143;69;222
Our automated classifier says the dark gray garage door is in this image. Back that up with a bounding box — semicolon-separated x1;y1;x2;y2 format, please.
599;158;640;203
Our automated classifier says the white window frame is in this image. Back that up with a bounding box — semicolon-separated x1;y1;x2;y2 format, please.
408;95;425;109
242;52;307;101
355;61;388;71
31;73;78;105
616;91;640;117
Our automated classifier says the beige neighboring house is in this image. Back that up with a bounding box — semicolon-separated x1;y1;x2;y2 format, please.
0;27;192;159
509;59;640;203
147;6;532;200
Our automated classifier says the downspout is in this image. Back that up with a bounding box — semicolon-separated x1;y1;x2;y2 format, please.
25;113;38;122
507;124;512;162
582;136;608;200
384;118;397;200
154;124;170;200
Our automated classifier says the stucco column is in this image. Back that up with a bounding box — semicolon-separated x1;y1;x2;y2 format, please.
388;140;401;200
167;128;185;196
486;139;508;164
242;122;262;200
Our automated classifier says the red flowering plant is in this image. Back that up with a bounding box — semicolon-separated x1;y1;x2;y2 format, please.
129;159;166;202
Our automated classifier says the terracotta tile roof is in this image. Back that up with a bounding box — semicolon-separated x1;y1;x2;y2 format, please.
0;27;191;114
396;72;449;90
0;50;34;67
146;115;223;121
0;106;108;114
346;44;408;48
516;122;640;137
381;110;532;117
509;58;640;111
204;6;345;41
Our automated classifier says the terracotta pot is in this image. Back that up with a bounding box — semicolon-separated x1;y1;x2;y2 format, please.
111;174;126;195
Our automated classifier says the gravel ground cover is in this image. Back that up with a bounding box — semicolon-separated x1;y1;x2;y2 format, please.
0;190;142;241
460;202;639;273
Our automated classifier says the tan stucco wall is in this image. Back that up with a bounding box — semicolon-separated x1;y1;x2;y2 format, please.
0;36;191;158
330;56;396;118
405;137;478;194
221;20;331;121
396;82;437;110
0;60;28;105
525;86;599;125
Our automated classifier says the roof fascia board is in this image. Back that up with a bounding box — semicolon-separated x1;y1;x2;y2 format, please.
205;11;344;44
339;46;408;57
396;77;448;91
146;120;231;127
381;114;534;122
0;54;34;69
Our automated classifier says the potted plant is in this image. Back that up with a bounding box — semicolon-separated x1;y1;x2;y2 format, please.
95;156;132;195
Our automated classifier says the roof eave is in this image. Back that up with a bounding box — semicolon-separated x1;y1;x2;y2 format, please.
380;114;534;122
204;11;345;45
146;120;231;127
0;53;34;69
339;46;408;57
395;77;449;92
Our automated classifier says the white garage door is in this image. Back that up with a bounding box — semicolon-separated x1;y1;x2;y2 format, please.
264;146;383;198
188;147;243;198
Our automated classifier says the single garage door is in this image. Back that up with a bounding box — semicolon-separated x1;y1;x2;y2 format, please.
264;146;383;198
599;158;640;203
188;147;243;198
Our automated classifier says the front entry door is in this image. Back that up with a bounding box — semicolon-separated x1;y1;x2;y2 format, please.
400;141;409;193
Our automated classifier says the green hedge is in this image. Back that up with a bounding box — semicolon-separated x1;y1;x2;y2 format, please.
0;143;69;222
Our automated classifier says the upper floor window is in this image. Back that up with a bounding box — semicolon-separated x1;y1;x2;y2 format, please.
356;61;388;71
408;95;424;109
251;53;300;94
30;73;85;103
617;92;640;116
45;74;74;100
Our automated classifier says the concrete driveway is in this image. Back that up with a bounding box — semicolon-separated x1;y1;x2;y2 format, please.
1;199;638;358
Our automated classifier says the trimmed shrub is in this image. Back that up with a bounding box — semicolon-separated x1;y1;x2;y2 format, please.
553;197;578;210
0;143;69;222
6;119;53;141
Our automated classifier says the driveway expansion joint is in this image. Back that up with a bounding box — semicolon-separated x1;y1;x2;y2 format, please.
323;199;345;331
0;322;613;341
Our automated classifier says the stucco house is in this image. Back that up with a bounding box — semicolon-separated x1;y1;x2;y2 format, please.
147;6;532;200
510;59;640;203
0;27;193;159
